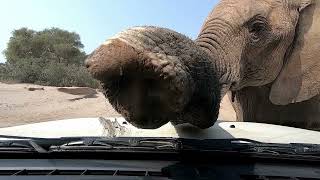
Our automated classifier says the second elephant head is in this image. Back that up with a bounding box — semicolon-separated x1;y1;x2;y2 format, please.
86;0;320;129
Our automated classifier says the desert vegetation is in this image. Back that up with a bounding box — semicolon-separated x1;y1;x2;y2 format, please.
0;27;99;88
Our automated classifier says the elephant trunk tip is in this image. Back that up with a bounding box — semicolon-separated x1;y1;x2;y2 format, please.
86;26;221;129
85;37;194;129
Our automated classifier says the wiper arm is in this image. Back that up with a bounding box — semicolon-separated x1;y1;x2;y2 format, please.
0;140;47;153
0;135;83;154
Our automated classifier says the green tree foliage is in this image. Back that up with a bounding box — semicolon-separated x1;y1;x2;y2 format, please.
4;27;86;65
1;27;99;88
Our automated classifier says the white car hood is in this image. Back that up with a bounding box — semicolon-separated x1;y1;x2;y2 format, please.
0;117;319;144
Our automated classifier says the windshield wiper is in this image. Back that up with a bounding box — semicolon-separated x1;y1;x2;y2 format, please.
49;137;180;152
180;139;320;157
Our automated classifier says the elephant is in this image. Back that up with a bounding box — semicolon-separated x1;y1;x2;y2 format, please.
85;0;320;130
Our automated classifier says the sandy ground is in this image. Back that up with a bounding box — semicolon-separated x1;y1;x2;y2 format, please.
0;82;236;128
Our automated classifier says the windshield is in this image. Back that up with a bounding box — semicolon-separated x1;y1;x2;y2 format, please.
0;0;319;145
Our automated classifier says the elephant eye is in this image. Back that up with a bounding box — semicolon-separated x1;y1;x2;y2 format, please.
248;20;267;43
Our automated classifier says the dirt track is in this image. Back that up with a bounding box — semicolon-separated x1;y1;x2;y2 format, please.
0;82;235;128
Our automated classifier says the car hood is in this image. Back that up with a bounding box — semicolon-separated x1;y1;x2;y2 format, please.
0;117;319;144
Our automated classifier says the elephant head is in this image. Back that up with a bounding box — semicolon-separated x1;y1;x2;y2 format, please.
86;0;320;129
196;0;320;106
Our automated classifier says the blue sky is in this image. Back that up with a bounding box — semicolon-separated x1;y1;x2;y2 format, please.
0;0;218;63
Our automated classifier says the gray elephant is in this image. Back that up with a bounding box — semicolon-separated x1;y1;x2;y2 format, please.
86;0;320;130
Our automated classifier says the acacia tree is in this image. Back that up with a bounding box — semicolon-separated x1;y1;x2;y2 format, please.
1;27;98;87
3;27;86;65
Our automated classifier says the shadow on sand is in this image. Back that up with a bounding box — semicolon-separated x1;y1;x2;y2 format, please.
57;87;98;101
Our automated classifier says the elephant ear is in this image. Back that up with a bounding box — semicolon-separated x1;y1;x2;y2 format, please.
270;0;320;105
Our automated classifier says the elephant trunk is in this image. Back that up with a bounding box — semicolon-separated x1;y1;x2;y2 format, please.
196;19;242;96
86;26;221;129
